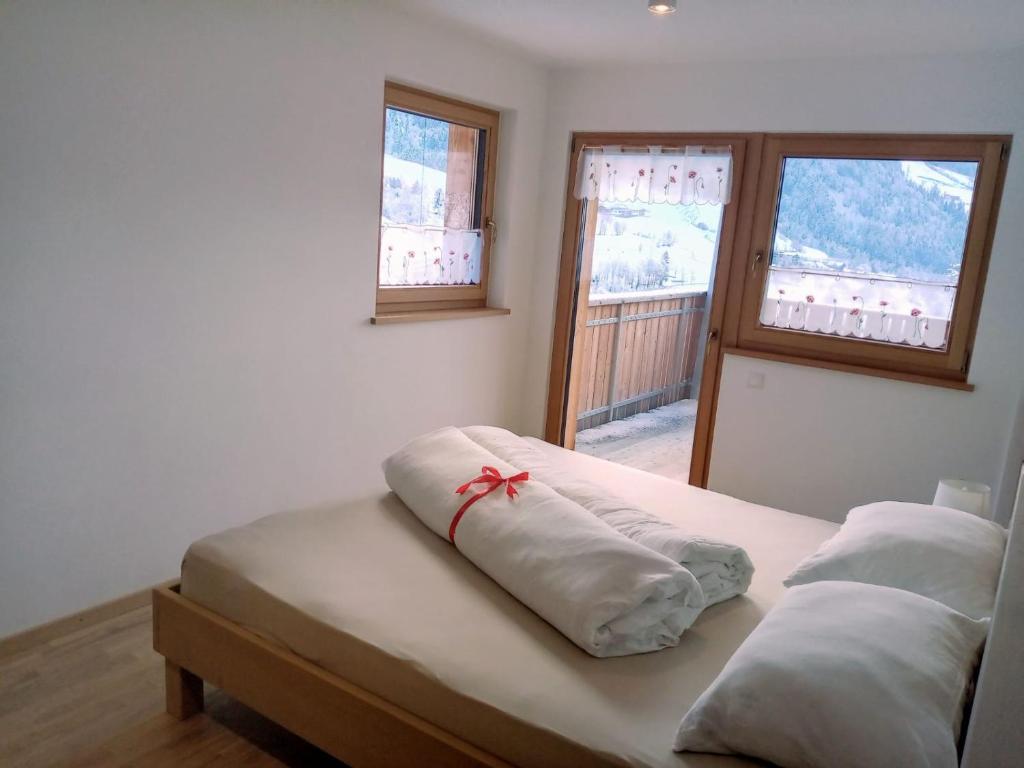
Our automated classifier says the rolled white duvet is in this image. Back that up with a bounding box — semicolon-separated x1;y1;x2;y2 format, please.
462;426;754;607
383;426;706;657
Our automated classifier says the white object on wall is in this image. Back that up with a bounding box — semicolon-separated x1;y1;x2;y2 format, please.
933;479;992;519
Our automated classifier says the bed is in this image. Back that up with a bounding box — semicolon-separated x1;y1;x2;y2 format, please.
155;440;838;766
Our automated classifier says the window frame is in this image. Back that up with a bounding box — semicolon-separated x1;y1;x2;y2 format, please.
734;134;1010;386
374;82;500;318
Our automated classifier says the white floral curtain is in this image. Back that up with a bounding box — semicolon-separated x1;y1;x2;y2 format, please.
574;146;732;205
379;225;482;286
760;270;954;349
762;298;949;349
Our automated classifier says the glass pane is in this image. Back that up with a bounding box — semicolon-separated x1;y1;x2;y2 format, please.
574;195;726;482
379;107;483;286
590;201;723;296
760;157;977;351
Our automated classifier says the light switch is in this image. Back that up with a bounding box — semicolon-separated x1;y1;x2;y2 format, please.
746;371;765;389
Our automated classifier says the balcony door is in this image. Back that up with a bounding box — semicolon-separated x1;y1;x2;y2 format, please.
545;133;757;487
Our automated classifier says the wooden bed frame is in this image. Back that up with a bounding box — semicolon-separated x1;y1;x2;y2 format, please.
152;585;509;767
153;474;1024;768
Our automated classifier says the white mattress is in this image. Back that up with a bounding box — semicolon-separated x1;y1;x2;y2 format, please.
181;438;838;767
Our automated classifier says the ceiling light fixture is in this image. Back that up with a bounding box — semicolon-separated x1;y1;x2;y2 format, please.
648;0;677;15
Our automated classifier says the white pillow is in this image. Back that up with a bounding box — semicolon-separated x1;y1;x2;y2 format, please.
674;581;988;768
784;501;1006;619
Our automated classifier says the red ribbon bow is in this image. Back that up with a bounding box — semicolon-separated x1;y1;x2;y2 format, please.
449;465;529;543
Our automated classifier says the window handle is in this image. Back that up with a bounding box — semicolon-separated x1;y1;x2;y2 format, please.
751;250;764;273
486;218;497;246
702;327;720;361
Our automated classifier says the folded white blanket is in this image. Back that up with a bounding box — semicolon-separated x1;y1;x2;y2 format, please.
462;426;754;606
383;427;706;657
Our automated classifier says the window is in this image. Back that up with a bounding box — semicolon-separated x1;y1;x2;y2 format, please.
738;135;1009;385
374;83;502;321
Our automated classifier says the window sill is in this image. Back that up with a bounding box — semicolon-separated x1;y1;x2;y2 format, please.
371;306;511;325
724;347;975;392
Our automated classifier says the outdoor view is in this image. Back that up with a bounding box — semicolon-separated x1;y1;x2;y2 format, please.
761;157;977;350
574;198;724;482
590;200;723;296
573;152;977;478
378;107;483;287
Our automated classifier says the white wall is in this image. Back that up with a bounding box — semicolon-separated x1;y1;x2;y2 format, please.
0;0;548;637
524;49;1024;525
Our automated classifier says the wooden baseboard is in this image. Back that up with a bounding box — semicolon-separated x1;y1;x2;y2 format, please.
0;578;177;659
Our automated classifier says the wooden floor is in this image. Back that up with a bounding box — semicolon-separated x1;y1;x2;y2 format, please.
0;604;345;767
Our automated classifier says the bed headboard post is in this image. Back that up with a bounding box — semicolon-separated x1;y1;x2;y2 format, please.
961;462;1024;767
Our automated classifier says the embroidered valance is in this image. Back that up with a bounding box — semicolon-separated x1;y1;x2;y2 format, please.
574;146;732;205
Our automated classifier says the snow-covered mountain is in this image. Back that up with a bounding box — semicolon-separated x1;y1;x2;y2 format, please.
901;161;975;209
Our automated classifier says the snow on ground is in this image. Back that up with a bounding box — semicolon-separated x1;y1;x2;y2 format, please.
382;154;446;206
901;160;975;209
575;400;697;483
590;201;723;293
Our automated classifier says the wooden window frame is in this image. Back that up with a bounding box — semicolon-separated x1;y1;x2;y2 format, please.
373;82;504;323
734;133;1011;387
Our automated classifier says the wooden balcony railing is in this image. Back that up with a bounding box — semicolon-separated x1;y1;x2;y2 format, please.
575;289;708;432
